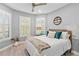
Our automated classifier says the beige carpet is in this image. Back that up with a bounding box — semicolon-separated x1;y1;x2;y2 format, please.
0;43;29;56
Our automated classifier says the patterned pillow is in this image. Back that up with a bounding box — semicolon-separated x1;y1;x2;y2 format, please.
61;32;69;39
48;31;56;39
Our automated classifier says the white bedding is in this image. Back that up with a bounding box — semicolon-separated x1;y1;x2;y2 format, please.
25;35;71;56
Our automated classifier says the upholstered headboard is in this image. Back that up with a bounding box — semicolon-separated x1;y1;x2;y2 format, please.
49;29;72;43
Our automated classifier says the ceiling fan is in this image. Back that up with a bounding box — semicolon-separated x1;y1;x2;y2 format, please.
32;3;47;12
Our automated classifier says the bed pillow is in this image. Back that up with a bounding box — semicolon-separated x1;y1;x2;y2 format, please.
48;31;56;39
61;32;69;39
54;32;62;39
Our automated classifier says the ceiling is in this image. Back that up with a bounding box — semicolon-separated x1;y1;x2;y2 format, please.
4;3;69;14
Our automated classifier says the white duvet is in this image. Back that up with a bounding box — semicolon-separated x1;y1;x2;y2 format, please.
25;35;71;56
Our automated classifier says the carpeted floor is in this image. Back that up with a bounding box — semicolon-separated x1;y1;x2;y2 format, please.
0;42;28;56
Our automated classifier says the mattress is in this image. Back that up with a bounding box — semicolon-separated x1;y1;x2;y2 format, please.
25;35;71;56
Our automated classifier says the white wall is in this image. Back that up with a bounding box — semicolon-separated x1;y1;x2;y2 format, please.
47;3;79;52
47;4;79;28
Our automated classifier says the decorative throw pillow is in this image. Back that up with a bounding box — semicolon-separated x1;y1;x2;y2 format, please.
48;31;56;39
61;32;69;39
54;32;62;39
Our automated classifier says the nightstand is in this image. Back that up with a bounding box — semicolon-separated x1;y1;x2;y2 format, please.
72;37;79;53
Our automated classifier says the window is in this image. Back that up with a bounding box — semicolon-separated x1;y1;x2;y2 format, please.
0;9;11;40
36;16;46;35
20;16;31;37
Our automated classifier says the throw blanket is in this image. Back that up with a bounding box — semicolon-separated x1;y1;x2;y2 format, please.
29;37;50;53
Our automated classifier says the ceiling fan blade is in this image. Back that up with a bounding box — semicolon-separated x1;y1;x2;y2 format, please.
32;3;47;6
35;3;47;6
32;3;35;12
32;3;47;12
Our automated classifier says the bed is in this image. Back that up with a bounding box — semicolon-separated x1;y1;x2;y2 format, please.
25;29;72;56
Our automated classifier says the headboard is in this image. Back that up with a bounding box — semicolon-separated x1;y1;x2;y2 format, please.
49;29;72;43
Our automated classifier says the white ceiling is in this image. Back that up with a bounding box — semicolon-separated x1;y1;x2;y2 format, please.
4;3;69;14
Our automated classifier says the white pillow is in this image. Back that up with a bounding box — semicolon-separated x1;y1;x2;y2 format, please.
61;32;69;39
48;31;56;39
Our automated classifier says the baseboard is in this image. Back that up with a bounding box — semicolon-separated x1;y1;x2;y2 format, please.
72;50;79;55
0;44;13;51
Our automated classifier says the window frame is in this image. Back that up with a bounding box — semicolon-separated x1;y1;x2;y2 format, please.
0;9;11;42
36;16;46;35
19;16;31;37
